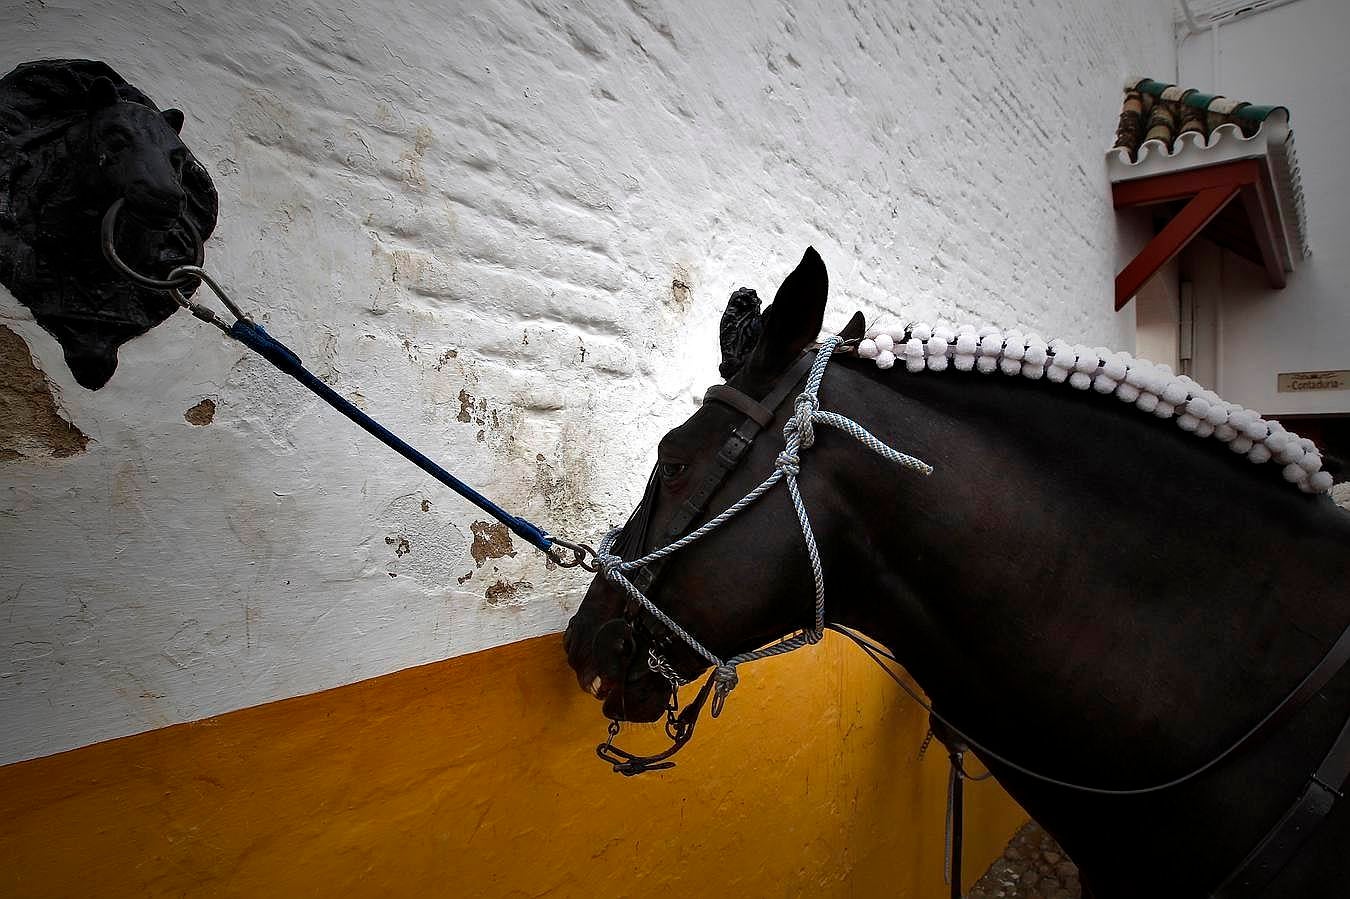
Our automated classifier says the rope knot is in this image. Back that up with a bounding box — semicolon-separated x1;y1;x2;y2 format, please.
775;451;801;476
783;394;819;449
596;551;625;582
710;664;739;718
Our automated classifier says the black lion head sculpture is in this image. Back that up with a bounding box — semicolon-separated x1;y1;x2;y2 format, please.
0;59;218;389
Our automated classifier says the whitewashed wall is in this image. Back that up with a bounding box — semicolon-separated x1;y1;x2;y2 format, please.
1179;0;1350;414
0;0;1174;765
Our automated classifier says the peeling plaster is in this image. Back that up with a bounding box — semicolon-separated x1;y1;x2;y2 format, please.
0;325;89;461
468;520;515;567
183;399;216;426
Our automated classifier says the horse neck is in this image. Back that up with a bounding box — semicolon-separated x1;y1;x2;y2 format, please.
815;357;1350;776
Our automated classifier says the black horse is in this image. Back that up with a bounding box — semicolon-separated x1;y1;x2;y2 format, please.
563;248;1350;898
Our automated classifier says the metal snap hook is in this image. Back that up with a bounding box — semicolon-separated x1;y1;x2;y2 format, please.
544;535;598;572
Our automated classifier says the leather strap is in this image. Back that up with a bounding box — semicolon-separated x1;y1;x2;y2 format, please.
631;350;817;595
704;384;775;428
664;351;816;543
1210;623;1350;897
1238;625;1350;755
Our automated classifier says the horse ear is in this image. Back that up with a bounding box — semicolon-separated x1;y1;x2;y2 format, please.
839;311;866;341
161;108;185;133
87;76;119;108
755;246;828;371
718;287;764;379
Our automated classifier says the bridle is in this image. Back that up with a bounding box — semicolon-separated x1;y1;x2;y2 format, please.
591;336;933;774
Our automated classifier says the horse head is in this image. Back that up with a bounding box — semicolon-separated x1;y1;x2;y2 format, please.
563;247;871;724
0;59;218;389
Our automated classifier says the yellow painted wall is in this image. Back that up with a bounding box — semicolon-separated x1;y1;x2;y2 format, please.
0;633;1026;898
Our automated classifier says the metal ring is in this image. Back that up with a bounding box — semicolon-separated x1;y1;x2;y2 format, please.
101;198;204;289
167;265;248;323
544;536;598;572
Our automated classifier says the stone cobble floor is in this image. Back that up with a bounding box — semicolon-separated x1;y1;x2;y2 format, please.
965;821;1082;899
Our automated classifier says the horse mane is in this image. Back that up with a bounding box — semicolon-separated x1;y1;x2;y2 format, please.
840;318;1334;496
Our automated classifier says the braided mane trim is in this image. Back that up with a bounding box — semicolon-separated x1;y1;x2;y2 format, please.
846;322;1332;496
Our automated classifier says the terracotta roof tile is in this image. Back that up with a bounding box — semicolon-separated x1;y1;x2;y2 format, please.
1114;78;1272;159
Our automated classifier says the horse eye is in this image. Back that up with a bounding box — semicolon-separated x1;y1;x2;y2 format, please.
170;148;188;171
658;462;688;481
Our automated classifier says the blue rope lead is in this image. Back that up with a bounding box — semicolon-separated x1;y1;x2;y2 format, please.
228;319;554;553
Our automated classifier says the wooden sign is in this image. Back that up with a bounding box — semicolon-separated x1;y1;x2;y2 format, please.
1277;370;1348;393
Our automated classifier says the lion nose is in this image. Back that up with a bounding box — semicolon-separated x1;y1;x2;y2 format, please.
127;179;185;215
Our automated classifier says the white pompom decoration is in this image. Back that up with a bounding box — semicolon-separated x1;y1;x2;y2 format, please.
1161;379;1189;405
843;317;1330;494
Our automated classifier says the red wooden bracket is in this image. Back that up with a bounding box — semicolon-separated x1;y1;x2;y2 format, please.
1112;158;1284;310
1114;185;1241;310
